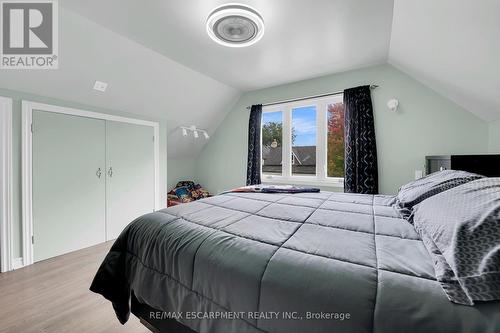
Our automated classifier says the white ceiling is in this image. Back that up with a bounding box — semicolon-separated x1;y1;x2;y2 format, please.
60;0;395;91
0;8;240;158
60;0;500;122
1;0;498;161
389;0;500;121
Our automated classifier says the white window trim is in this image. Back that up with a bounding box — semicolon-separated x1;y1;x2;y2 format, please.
21;101;161;268
0;96;13;272
261;94;344;188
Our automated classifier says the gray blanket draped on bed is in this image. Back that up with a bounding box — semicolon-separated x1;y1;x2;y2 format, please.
90;191;500;333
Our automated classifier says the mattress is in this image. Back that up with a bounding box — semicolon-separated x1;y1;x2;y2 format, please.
90;191;500;333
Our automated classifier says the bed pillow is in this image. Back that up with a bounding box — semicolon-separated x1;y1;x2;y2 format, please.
394;170;483;219
412;178;500;305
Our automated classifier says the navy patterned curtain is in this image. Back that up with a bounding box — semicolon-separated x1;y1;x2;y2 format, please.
246;104;263;185
344;86;378;194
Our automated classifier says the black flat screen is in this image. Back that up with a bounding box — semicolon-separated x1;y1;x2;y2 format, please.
451;155;500;177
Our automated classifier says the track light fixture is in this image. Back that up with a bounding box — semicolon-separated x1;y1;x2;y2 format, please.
179;125;210;140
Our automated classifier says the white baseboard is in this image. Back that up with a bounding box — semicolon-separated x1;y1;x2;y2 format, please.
12;257;23;270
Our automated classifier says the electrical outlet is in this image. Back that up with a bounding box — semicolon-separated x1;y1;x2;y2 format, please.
415;170;423;180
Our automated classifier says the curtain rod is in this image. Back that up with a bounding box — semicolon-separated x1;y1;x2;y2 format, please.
245;85;379;110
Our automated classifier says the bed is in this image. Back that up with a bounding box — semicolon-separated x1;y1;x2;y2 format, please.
90;186;500;333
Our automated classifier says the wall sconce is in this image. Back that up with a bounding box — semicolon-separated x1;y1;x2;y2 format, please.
387;99;399;112
180;125;210;140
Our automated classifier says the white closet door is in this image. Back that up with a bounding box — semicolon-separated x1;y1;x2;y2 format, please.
105;121;155;240
33;111;106;262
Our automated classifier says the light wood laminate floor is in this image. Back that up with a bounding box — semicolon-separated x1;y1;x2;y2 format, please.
0;242;149;333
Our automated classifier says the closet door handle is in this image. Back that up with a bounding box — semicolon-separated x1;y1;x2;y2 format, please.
96;168;102;178
107;167;113;177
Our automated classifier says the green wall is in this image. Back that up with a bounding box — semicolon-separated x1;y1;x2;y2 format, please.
489;120;500;152
3;64;497;259
196;64;490;195
167;158;198;190
0;88;168;259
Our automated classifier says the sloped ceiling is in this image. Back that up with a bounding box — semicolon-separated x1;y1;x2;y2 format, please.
0;8;240;158
60;0;394;91
59;0;500;122
1;1;497;160
389;0;500;121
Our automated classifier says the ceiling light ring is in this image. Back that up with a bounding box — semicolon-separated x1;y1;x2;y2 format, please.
206;3;265;48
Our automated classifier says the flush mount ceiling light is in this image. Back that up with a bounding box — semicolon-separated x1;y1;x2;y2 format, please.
206;3;264;47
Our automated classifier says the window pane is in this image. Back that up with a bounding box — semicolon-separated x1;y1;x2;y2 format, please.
291;106;316;176
261;111;283;175
327;102;345;178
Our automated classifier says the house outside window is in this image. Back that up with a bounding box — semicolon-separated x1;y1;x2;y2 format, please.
261;94;344;186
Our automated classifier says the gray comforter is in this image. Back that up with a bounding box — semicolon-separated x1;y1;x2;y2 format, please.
90;191;500;333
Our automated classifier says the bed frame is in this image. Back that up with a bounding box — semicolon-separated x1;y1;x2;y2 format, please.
131;293;197;333
426;154;500;177
132;154;500;333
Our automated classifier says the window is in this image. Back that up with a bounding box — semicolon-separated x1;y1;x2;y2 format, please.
291;106;316;176
327;101;345;178
261;110;283;176
261;94;344;185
